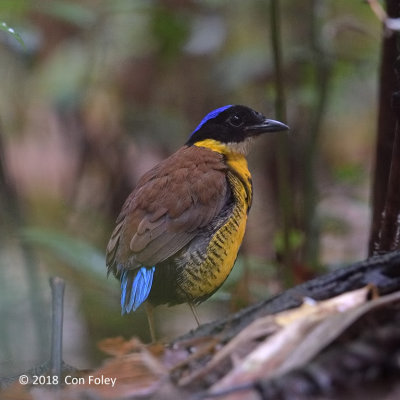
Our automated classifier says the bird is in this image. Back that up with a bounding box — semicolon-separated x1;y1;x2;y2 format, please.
106;105;289;340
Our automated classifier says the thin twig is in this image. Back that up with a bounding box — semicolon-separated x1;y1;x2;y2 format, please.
366;0;400;34
365;0;388;22
49;277;65;381
269;0;294;285
303;0;333;267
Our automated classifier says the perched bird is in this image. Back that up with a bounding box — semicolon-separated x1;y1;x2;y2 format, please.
106;105;288;339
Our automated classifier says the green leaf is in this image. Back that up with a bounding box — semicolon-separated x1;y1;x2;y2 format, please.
151;6;189;60
274;229;305;254
38;1;96;28
0;21;25;48
20;227;106;279
333;163;364;185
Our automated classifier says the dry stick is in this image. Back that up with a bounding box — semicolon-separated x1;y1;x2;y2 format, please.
0;277;71;388
49;277;65;381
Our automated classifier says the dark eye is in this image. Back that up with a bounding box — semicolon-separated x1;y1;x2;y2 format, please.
229;114;243;127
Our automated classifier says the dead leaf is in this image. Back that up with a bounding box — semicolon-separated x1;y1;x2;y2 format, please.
0;382;33;400
275;285;371;326
98;336;143;356
209;286;372;393
67;346;167;399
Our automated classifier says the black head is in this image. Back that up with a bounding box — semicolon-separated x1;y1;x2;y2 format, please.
186;105;289;146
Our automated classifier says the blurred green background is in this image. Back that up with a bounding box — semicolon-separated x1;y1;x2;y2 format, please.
0;0;380;376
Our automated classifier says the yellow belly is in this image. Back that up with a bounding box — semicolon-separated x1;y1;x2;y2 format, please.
176;139;253;302
179;171;249;300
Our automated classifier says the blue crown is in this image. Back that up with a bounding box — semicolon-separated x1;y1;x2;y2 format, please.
191;105;232;136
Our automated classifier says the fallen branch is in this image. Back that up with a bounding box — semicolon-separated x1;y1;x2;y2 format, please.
174;250;400;345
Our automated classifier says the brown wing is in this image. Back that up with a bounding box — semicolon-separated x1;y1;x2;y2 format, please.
106;145;228;275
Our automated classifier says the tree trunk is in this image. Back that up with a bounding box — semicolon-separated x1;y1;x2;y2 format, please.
369;0;400;255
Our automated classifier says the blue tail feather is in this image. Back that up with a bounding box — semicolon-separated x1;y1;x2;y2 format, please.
143;268;154;297
120;266;155;314
136;269;147;307
128;271;141;311
120;269;128;312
